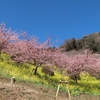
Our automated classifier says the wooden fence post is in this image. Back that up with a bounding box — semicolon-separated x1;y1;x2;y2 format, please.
66;83;71;100
55;83;60;99
55;80;71;100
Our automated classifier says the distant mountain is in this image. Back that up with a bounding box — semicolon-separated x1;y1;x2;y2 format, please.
60;32;100;53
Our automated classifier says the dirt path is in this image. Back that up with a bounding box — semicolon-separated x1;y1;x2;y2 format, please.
0;77;68;100
0;77;100;100
0;79;39;100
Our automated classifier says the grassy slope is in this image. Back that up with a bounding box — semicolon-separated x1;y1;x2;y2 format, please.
0;53;100;96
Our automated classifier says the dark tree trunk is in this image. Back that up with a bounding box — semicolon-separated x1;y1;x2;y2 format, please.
32;62;42;75
33;66;38;75
74;74;78;84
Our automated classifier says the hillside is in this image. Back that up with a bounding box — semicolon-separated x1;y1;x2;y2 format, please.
60;32;100;53
1;22;100;100
0;76;61;100
0;77;100;100
0;52;100;100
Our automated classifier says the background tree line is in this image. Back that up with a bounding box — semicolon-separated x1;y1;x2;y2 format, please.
60;32;100;53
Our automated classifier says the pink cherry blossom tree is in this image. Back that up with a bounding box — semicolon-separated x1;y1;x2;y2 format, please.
47;49;100;83
0;22;18;55
61;50;100;83
5;33;57;75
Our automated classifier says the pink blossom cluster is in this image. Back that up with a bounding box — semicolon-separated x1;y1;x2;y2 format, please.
0;23;100;77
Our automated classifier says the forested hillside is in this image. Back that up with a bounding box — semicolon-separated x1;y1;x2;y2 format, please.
60;32;100;53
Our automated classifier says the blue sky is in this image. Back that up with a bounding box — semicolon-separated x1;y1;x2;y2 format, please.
0;0;100;47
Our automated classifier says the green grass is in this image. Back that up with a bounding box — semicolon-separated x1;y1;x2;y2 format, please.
0;52;100;96
68;73;100;96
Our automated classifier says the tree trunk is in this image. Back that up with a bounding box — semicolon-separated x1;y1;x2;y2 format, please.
33;66;38;75
32;63;42;75
0;52;2;61
74;74;78;84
